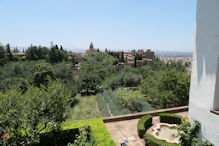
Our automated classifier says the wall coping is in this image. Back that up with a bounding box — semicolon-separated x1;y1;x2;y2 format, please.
102;106;188;123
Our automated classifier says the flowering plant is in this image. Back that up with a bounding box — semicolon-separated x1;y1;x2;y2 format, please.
178;118;213;146
67;126;91;146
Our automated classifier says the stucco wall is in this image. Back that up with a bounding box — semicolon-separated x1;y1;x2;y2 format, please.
189;0;219;145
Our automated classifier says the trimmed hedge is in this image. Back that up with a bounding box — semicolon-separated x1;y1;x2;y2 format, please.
144;133;179;146
159;113;182;125
36;126;96;146
137;115;152;138
62;119;115;146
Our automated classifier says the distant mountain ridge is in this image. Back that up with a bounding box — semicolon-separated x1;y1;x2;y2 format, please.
156;51;193;57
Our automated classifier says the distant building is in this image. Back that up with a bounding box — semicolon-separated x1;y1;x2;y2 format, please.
85;42;97;55
143;49;155;60
12;53;26;57
137;49;144;55
124;49;155;67
68;52;84;60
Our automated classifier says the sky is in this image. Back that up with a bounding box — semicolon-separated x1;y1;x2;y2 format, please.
0;0;197;52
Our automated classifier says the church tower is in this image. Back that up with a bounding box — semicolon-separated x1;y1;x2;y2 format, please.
85;42;97;55
90;42;94;49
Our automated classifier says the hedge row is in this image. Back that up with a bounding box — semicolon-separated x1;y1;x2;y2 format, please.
137;115;152;138
159;113;182;125
144;133;179;146
35;126;96;146
62;119;116;146
96;94;110;117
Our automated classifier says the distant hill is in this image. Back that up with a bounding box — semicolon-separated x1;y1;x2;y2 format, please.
155;51;193;57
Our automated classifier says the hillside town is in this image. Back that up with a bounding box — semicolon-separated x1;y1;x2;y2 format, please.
11;42;193;74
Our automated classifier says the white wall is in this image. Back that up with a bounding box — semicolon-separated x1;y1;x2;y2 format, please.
189;0;219;145
213;58;219;110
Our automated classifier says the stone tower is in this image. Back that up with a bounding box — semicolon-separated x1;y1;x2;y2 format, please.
90;42;94;49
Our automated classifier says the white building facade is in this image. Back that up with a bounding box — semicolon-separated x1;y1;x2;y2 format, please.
189;0;219;145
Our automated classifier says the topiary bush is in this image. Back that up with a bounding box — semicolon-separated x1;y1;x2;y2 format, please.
137;115;152;138
144;133;179;146
159;113;182;125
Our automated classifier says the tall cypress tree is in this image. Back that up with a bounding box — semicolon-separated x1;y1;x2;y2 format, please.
121;51;124;62
72;55;75;66
134;56;137;68
0;45;5;65
38;46;43;59
6;43;13;61
55;45;59;50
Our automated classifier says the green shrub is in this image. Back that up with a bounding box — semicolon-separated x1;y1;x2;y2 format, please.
159;113;182;125
119;108;132;115
109;102;122;116
137;115;152;138
66;126;96;146
144;133;179;146
0;77;26;92
35;128;80;146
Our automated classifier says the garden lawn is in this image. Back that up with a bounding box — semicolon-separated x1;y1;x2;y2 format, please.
66;94;101;121
62;118;115;146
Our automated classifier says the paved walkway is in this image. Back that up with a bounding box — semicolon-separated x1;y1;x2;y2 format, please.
104;112;188;146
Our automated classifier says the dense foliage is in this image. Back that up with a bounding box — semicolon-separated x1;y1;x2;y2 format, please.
0;79;72;145
26;45;49;60
0;43;68;65
31;63;55;87
0;61;77;96
141;59;190;108
78;52;118;93
48;45;68;63
109;68;142;89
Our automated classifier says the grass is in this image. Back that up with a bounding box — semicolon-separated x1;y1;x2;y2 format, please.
62;119;116;146
66;94;101;121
